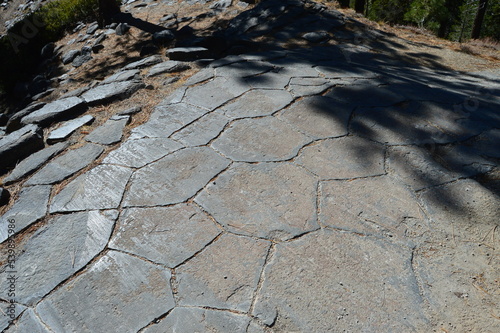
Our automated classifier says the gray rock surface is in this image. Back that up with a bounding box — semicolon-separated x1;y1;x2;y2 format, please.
81;81;145;105
0;124;44;171
101;69;140;84
46;115;94;143
0;211;116;305
61;49;80;64
146;61;190;77
0;301;26;331
85;116;130;145
4;309;49;333
20;97;86;126
123;55;162;70
171;111;229;146
124;147;230;207
5;102;46;133
183;77;251;110
222;89;293;118
25;144;104;185
3;142;68;184
110;204;221;267
50;164;133;213
175;233;270;311
167;47;210;61
36;251;175;332
0;185;51;242
196;162;318;240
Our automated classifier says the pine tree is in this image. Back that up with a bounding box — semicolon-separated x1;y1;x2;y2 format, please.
471;0;488;39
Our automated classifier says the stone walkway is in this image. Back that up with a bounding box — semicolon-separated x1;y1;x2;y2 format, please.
1;3;500;333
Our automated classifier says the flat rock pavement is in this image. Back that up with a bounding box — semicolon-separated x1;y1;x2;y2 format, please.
1;47;499;332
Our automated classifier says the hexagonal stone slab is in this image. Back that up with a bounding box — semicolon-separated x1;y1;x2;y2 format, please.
222;89;293;119
50;165;133;213
418;179;499;241
0;185;51;243
351;101;487;145
0;210;116;305
279;96;352;139
175;234;270;312
415;241;499;332
183;77;251;111
171;111;230;147
123;147;230;207
320;176;425;240
102;138;183;168
252;229;429;331
212;117;311;162
143;307;251;333
25;143;104;185
36;251;175;333
196;163;318;240
296;136;385;179
110;204;221;267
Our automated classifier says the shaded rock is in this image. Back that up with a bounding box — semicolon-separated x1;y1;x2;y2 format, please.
31;88;55;101
0;187;9;206
123;147;230;207
167;47;211;61
152;29;175;44
143;307;250;333
41;42;55;59
115;22;130;35
0;124;44;172
25;144;104;185
196;162;318;240
61;49;80;64
86;22;98;35
110;203;221;267
50;164;133;213
85;116;130;145
140;44;159;56
210;0;233;9
0;211;116;305
60;86;90;98
81;81;145;105
146;61;190;77
36;251;175;333
123;55;162;70
175;233;270;311
46;115;94;143
20;97;87;127
0;185;51;242
3;142;68;184
72;53;92;67
302;31;330;42
92;44;104;53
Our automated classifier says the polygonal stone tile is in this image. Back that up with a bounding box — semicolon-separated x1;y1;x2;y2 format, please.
315;64;378;79
244;72;290;89
252;229;429;331
110;204;221;267
183;77;251;111
103;138;183;168
418;179;499;241
85;116;129;145
0;302;26;331
212;117;311;162
0;185;51;243
279;96;352;139
129;102;207;139
4;309;49;333
123;147;230;207
50;165;133;213
175;234;270;312
296;136;385;179
325;84;406;107
287;77;334;97
196;163;318;240
320;176;425;240
143;307;250;333
25;143;104;185
171;111;230;147
36;251;175;333
0;211;116;305
351;101;487;145
414;241;500;332
222;89;293;119
215;61;273;77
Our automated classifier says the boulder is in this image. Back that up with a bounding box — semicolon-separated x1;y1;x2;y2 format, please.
166;47;211;61
152;30;175;45
62;49;80;65
0;187;9;206
0;124;44;172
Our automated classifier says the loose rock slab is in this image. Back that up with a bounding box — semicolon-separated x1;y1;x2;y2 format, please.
102;69;140;84
143;307;250;333
85;116;130;145
36;251;175;332
110;204;221;267
103;137;182;168
212;117;311;162
296;136;385;179
196;162;318;240
50;164;133;213
20;97;86;126
222;89;293;118
0;124;44;171
25;143;104;185
0;211;116;305
252;229;429;331
175;234;270;312
81;81;145;105
123;147;230;207
279;96;352;139
0;185;51;243
46;115;94;143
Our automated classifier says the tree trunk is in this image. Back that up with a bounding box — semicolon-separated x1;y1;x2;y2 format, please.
354;0;365;14
471;0;488;39
338;0;350;8
98;0;121;27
